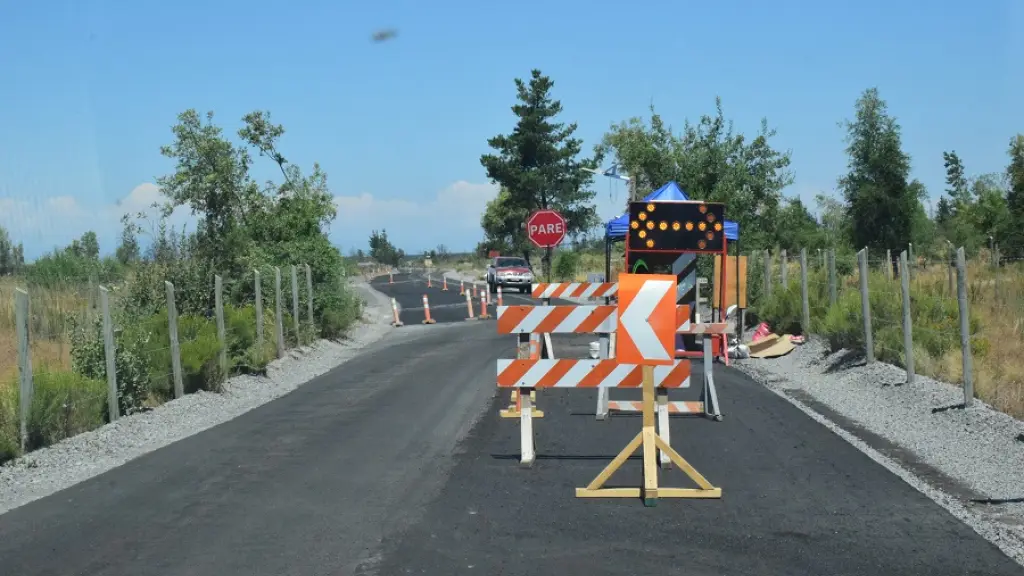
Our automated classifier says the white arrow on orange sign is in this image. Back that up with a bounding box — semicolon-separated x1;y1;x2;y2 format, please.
615;273;677;366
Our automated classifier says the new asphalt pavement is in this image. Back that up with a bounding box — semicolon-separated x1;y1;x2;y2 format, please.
0;270;1020;575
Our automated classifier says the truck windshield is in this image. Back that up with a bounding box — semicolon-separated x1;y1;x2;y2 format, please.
496;258;527;268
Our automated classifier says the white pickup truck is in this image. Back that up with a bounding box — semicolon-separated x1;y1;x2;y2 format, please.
486;256;535;294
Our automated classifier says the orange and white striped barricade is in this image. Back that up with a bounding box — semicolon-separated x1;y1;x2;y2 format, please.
498;303;719;467
530;282;618;300
421;294;436;324
390;297;403;327
599;306;725;426
498;274;721;504
499;331;543;420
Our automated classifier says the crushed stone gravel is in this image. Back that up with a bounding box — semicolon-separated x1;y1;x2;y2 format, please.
733;334;1024;567
0;278;395;516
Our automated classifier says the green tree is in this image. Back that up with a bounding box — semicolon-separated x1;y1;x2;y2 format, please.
79;231;100;260
116;215;142;265
1005;134;1024;256
838;88;916;258
0;226;12;275
775;197;822;252
597;100;793;250
480;69;599;277
815;193;850;249
369;229;402;266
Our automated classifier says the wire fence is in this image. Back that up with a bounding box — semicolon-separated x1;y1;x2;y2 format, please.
1;263;351;461
745;246;1024;419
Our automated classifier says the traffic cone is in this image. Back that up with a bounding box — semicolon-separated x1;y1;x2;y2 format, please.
422;294;436;324
442;277;449;291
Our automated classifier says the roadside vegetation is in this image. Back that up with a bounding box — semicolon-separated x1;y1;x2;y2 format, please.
478;69;1024;418
0;110;363;463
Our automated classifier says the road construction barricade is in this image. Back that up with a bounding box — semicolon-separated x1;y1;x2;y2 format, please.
528;281;725;422
497;274;722;505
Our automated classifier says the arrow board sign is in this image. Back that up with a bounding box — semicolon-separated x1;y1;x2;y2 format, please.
615;273;676;365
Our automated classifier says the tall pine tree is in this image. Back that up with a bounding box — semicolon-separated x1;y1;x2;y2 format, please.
1005;134;1024;256
480;69;599;277
838;88;916;260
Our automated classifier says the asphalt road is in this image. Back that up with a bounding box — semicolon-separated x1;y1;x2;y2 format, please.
0;277;1021;575
371;271;550;325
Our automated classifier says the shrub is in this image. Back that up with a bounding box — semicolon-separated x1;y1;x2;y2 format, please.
68;314;151;416
26;369;106;451
554;251;580;281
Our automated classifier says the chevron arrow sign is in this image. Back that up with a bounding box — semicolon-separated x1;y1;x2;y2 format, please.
615;273;676;365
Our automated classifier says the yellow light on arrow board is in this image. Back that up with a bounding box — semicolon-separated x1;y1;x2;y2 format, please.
714;222;722;232
658;221;668;231
698;221;707;231
638;212;647;221
638;230;647;239
672;221;681;231
706;212;716;222
685;222;694;231
706;231;714;240
646;221;654;230
698;239;707;249
646;239;655;248
630;220;639;229
699;204;707;214
646;203;656;212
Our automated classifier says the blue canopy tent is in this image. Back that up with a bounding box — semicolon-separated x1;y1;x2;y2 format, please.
604;181;739;241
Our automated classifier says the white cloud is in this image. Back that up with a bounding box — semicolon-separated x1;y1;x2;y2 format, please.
0;183;195;259
331;181;499;254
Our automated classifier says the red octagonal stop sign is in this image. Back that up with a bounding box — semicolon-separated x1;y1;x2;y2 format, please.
527;209;567;249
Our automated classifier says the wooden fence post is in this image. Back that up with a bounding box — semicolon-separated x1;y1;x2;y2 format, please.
274;267;285;357
165;281;184;398
291;265;300;345
255;270;264;353
305;263;314;332
215;275;227;378
955;247;974;406
15;288;32;452
99;286;119;421
858;248;874;363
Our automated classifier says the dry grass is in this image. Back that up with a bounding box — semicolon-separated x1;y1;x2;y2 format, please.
0;277;90;386
922;259;1024;417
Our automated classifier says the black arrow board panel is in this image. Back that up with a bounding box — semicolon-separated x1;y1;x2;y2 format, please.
627;201;726;253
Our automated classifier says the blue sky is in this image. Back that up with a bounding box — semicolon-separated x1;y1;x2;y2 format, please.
2;0;1022;260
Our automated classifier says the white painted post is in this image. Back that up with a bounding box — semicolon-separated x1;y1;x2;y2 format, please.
99;286;119;421
596;333;611;420
165;281;184;398
518;333;534;468
15;289;32;452
215;275;227;378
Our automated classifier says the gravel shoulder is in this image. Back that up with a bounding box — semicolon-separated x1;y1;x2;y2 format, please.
732;336;1024;566
0;277;396;516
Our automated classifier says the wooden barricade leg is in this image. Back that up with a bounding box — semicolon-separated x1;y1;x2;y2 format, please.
702;337;723;421
576;365;721;505
657;388;671;469
595;332;611;420
500;333;544;419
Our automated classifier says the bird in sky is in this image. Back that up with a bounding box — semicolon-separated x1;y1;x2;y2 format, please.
371;29;397;42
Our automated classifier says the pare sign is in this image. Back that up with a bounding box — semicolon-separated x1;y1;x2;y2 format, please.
527;210;567;249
